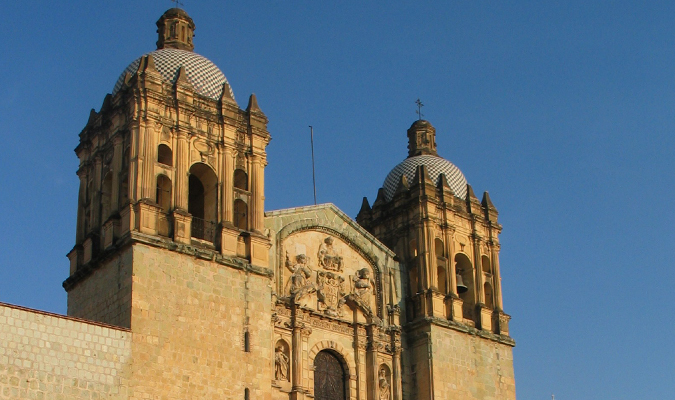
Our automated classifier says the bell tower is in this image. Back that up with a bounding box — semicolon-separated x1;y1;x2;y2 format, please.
65;8;272;326
357;119;516;400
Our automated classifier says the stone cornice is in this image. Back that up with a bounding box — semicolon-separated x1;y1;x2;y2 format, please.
63;230;273;291
403;316;515;347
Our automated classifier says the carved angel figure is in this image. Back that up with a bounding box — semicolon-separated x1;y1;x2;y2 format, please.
285;253;315;302
318;236;343;272
352;268;375;300
275;345;290;381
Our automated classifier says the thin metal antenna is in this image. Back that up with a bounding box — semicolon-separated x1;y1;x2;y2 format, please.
415;98;424;120
309;126;317;205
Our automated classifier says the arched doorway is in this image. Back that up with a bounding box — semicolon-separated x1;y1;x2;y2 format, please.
314;350;346;400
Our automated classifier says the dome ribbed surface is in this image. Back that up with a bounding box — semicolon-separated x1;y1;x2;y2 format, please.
112;48;234;101
383;155;467;201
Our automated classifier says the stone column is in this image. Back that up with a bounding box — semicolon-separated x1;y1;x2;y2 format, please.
290;308;307;400
491;243;504;310
75;170;86;243
174;130;189;210
392;337;402;400
128;124;140;202
222;147;234;223
445;226;456;296
110;136;123;213
92;156;102;228
141;126;156;199
472;234;485;304
250;155;265;232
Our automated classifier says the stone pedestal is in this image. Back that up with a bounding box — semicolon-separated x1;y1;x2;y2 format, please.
220;226;239;256
428;291;446;318
478;305;493;332
101;218;118;250
444;295;463;321
172;209;192;244
135;200;161;235
83;237;93;264
67;246;82;276
249;233;270;267
494;311;511;335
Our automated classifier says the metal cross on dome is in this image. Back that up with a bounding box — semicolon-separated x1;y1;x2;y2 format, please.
415;98;424;120
171;0;185;8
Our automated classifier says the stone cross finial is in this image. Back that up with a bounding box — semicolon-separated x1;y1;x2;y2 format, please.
415;98;424;120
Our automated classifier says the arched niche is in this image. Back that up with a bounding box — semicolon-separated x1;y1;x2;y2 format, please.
274;339;290;382
157;144;173;166
234;168;248;191
482;254;492;274
188;163;218;241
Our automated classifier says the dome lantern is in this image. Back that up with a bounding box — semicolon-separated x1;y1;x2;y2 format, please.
407;119;438;158
156;8;196;52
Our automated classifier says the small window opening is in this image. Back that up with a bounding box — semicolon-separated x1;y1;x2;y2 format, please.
244;331;250;352
244;388;250;400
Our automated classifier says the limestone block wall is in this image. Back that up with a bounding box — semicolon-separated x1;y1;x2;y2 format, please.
0;302;131;400
429;325;515;400
127;243;274;400
67;247;133;328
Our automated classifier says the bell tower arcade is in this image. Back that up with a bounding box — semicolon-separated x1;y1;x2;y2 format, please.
65;8;271;326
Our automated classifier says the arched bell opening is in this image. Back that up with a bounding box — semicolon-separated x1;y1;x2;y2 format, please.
157;144;173;166
188;163;218;241
313;350;348;400
455;253;475;320
434;238;448;293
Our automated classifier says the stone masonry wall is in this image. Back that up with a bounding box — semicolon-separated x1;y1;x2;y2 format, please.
127;243;274;400
0;302;131;400
429;325;515;400
67;247;133;328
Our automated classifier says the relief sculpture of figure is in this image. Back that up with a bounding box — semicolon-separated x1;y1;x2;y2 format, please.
346;268;377;318
317;236;343;272
274;345;290;381
285;253;315;302
378;368;390;400
353;268;375;300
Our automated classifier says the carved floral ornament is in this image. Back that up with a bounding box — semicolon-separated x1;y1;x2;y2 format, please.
284;236;377;319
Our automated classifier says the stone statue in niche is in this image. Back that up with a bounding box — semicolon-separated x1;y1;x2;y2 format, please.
318;236;343;272
274;345;289;381
316;271;346;317
285;253;316;302
379;368;390;400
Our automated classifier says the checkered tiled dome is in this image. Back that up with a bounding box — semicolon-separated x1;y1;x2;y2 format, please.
383;155;467;201
112;48;234;101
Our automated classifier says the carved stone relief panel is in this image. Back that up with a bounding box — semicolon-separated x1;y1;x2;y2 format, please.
281;231;379;320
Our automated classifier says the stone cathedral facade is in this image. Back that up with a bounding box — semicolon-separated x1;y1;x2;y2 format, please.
0;8;516;400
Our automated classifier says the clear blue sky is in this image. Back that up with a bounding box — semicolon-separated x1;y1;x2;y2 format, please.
1;1;674;399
